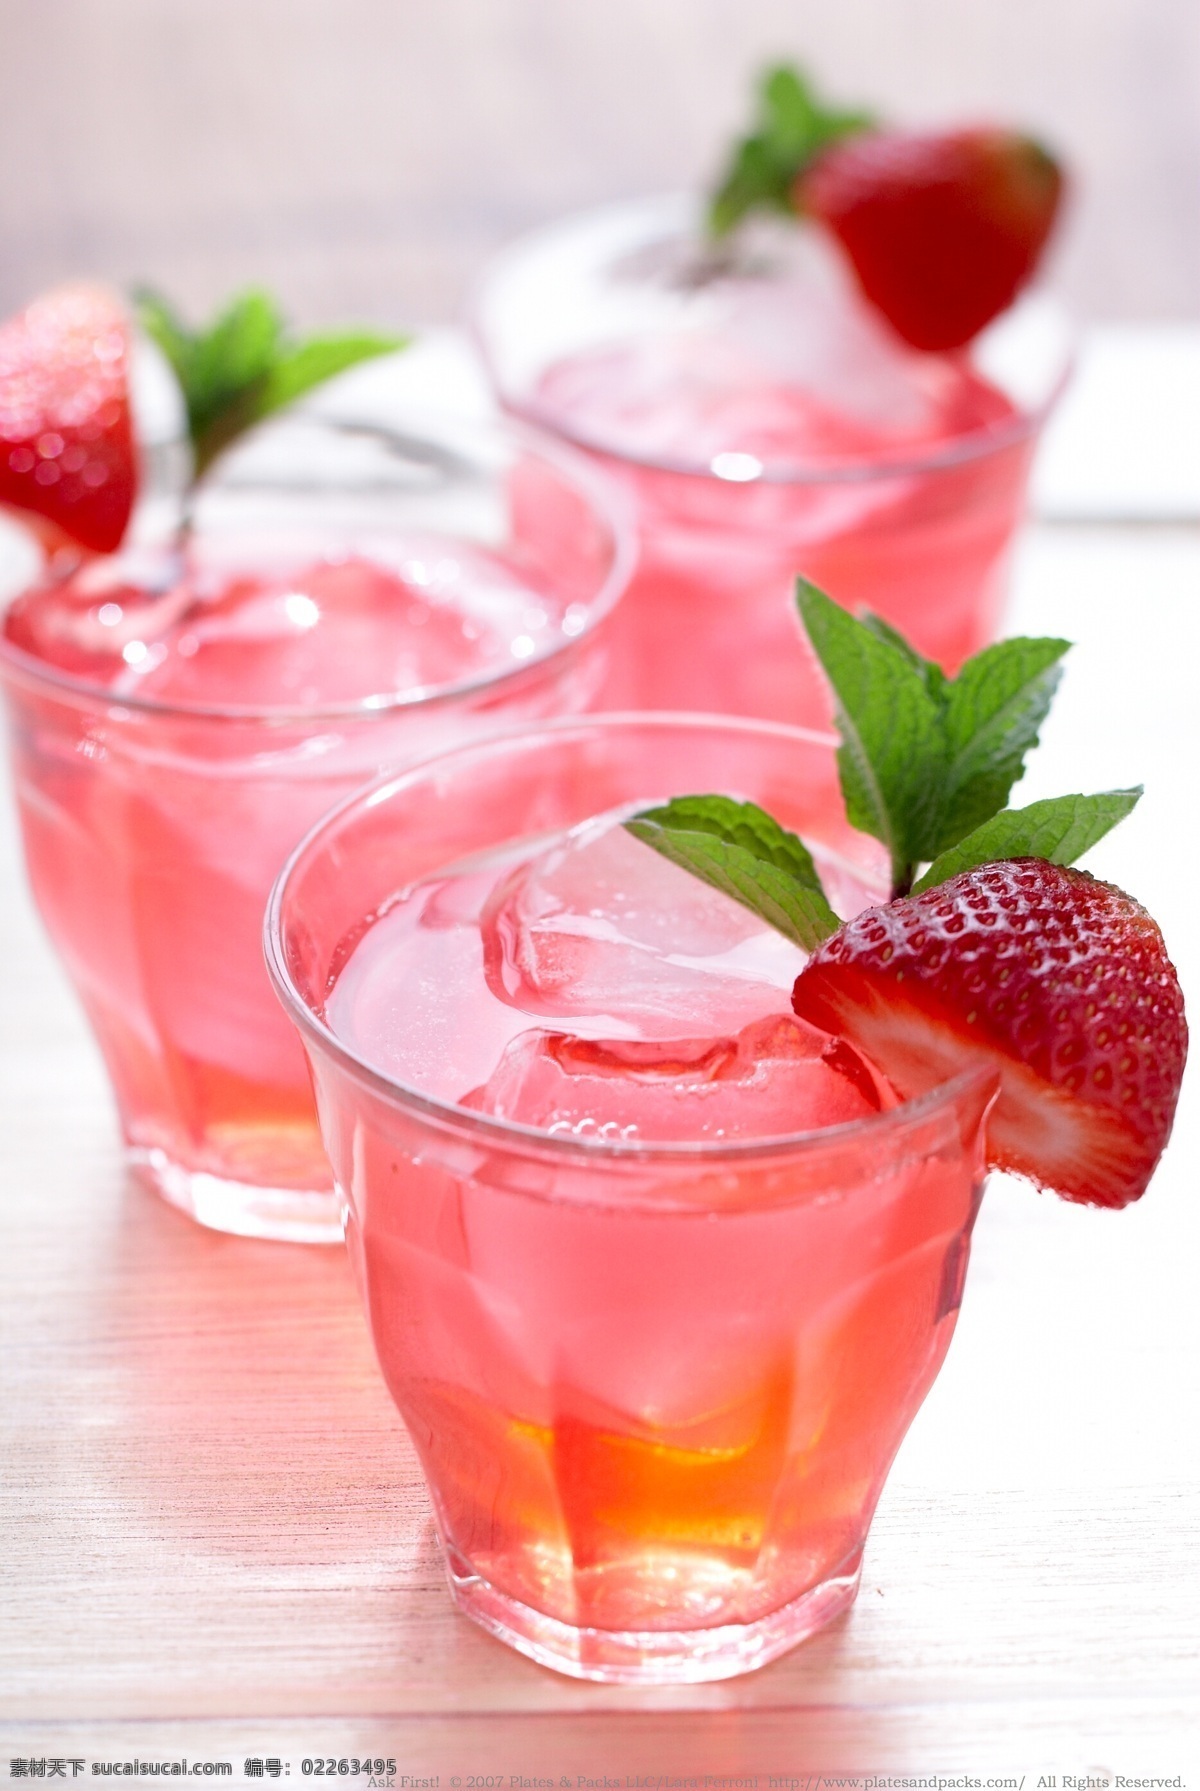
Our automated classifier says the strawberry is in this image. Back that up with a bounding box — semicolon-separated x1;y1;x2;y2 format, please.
0;283;137;555
791;859;1187;1208
630;587;1184;1210
799;127;1065;351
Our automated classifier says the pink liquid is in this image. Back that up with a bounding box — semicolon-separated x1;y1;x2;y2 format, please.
537;336;1030;724
1;531;609;1237
478;205;1045;727
314;802;987;1656
4;542;572;702
327;811;892;1136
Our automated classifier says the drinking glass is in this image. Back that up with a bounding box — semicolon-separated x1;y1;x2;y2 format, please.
266;715;995;1680
0;412;631;1242
472;195;1071;724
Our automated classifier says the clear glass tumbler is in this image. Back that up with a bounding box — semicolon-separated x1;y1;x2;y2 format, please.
0;413;631;1243
472;194;1071;725
266;715;995;1680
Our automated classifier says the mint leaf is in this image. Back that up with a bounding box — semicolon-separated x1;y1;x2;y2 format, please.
796;580;945;893
629;604;1136;939
258;332;405;419
138;288;283;474
858;611;947;702
134;285;407;483
931;636;1070;853
625;795;841;952
797;587;1083;892
912;789;1143;893
709;137;792;239
190;289;283;409
708;65;874;236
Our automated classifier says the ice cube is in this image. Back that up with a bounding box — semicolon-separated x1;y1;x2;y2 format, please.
117;544;559;708
480;814;807;1040
464;1012;896;1143
324;866;536;1104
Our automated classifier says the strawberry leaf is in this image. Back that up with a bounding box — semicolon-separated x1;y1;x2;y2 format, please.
931;635;1070;853
134;285;407;483
796;579;945;893
709;65;874;237
625;795;841;952
912;789;1143;893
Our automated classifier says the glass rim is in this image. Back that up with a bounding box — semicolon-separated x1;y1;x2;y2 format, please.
470;193;1074;486
264;709;998;1172
0;413;637;724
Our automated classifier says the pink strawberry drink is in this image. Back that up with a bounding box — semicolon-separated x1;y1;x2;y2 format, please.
473;197;1069;724
0;415;629;1242
266;717;994;1680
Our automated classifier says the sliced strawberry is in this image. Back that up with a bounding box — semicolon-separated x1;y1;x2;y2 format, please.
799;127;1065;352
0;283;137;554
791;859;1186;1208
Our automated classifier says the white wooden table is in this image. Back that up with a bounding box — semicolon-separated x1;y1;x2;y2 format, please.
1;331;1198;1780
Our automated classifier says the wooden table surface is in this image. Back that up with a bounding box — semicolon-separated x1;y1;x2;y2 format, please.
2;332;1198;1780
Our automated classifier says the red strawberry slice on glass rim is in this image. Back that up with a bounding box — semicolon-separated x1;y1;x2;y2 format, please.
0;283;138;555
791;858;1186;1209
798;126;1066;352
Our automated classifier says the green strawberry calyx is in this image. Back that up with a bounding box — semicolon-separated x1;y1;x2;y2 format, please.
626;580;1141;944
708;63;875;238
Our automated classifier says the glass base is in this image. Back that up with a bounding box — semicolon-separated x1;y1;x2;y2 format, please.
131;1146;344;1245
443;1545;862;1683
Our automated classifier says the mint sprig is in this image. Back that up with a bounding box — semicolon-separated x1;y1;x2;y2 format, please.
135;286;406;484
796;581;948;893
626;582;1141;943
797;581;1076;893
708;65;875;238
